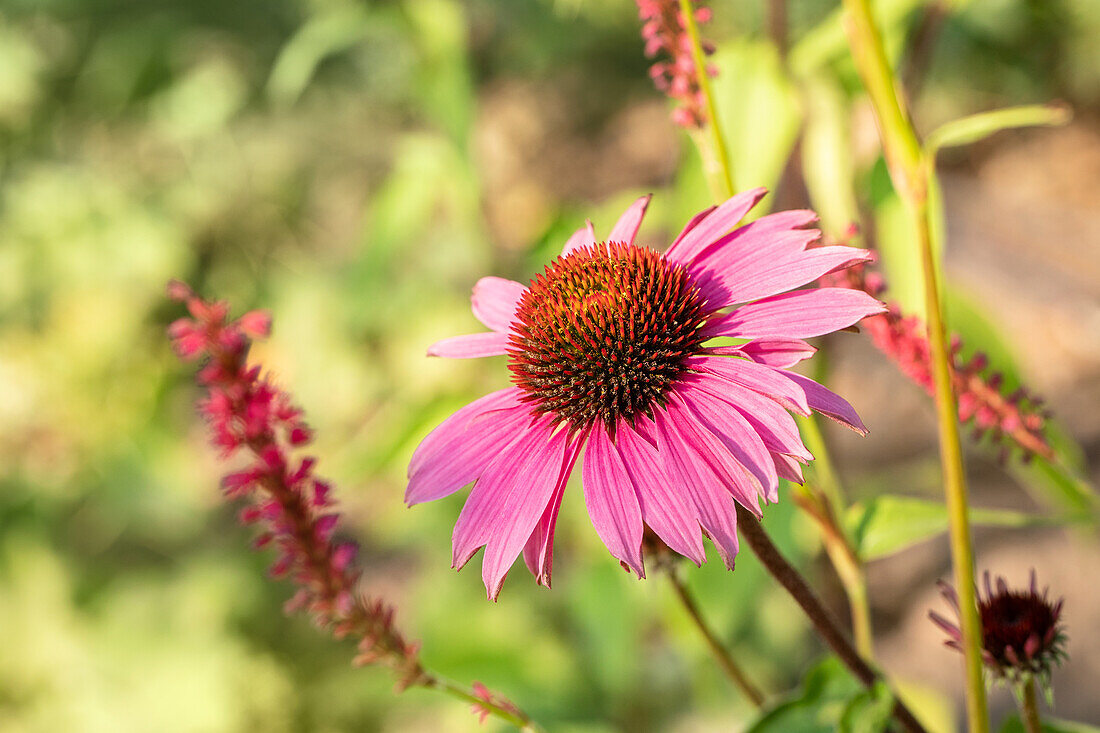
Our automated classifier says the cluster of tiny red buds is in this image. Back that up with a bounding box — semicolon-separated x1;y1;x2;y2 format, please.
637;0;716;128
819;255;1052;462
930;571;1067;688
166;280;425;689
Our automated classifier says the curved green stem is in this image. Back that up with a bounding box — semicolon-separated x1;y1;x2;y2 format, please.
678;0;734;196
798;410;875;659
666;569;767;706
840;1;989;729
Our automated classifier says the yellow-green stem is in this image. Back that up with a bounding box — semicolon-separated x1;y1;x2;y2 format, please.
678;0;734;196
1020;677;1043;733
798;416;875;658
840;0;989;729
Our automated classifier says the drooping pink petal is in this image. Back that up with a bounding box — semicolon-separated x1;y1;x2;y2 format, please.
581;424;645;578
676;382;777;502
665;188;767;266
772;451;805;483
682;372;811;463
653;404;743;568
427;331;511;359
472;277;526;332
449;417;572;599
615;422;705;565
695;244;873;308
406;391;531;505
687;355;811;415
709;338;817;369
562;220;598;257
783;372;868;435
607;194;652;246
408;388;521;477
522;433;584;587
702;288;886;341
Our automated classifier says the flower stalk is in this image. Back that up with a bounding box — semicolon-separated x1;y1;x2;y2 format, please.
168;281;541;731
840;0;989;728
1020;678;1043;733
677;0;734;196
665;568;766;707
735;504;927;733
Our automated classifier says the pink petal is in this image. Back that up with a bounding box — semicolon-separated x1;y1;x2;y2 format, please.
695;243;872;308
653;404;742;568
664;188;767;266
607;194;652;246
615;422;706;565
711;338;817;369
668;204;715;252
772;452;805;483
562;220;598;257
676;382;777;503
702;288;886;340
581;424;645;578
681;372;811;462
783;372;868;435
406;390;530;505
427;331;511;359
450;417;572;599
687;355;811;415
522;432;584;587
472;276;526;332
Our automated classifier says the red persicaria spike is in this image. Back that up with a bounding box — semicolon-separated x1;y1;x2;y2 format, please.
168;281;426;687
635;0;715;128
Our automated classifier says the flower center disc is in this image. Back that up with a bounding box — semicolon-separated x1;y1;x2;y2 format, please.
507;241;709;429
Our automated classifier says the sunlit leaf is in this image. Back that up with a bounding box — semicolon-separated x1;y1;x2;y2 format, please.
846;496;1061;561
926;104;1071;156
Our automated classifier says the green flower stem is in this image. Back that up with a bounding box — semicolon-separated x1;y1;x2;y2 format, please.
1020;677;1043;733
840;1;989;729
735;504;927;733
678;0;734;196
798;408;875;659
666;568;767;707
423;675;544;732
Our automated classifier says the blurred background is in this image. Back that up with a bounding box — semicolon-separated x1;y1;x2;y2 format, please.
0;0;1098;731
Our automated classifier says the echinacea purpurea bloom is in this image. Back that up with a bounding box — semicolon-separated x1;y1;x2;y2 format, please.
408;189;885;599
930;570;1067;685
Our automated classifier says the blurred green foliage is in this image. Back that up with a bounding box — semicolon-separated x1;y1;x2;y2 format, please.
0;0;1096;730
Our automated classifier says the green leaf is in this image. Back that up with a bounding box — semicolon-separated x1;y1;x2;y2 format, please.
926;104;1071;156
266;6;376;105
1000;715;1100;733
746;658;873;733
846;496;1057;561
711;40;801;208
839;681;894;733
801;75;860;237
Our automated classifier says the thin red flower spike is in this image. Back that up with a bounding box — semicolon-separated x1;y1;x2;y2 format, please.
167;280;425;689
820;257;1052;462
637;0;716;128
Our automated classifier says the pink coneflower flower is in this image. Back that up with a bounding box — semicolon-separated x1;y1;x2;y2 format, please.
408;189;885;599
930;570;1067;685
